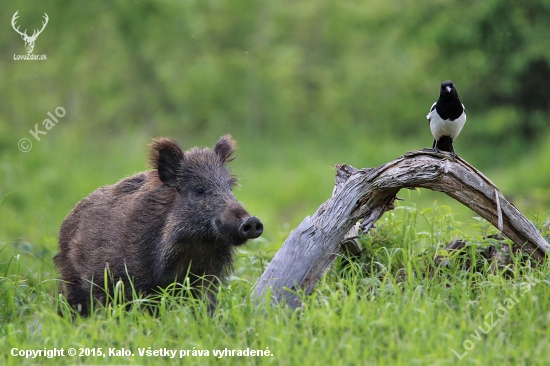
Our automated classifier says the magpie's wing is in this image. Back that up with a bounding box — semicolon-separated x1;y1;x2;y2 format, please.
426;102;437;121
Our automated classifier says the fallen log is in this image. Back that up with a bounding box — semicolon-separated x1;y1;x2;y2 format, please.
253;149;550;308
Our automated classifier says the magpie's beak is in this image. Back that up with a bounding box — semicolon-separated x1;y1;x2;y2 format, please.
445;86;452;93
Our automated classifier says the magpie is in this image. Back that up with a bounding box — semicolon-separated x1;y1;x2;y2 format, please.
426;80;466;157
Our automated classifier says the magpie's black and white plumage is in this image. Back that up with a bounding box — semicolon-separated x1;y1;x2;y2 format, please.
426;80;466;157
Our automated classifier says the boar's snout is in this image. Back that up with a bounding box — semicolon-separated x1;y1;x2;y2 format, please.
239;216;263;239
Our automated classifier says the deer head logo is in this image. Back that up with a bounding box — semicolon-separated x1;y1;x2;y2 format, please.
11;11;49;54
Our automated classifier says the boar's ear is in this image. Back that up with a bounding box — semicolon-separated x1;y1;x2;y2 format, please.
214;134;236;163
149;137;184;188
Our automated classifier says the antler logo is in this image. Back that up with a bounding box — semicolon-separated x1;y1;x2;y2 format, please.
11;11;49;54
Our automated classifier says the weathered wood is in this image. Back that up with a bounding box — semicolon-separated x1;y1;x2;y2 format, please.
253;149;550;308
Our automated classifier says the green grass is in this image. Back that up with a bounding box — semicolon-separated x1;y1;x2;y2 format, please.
1;127;549;366
1;197;549;365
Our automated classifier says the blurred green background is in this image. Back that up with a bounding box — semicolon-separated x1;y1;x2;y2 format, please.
1;0;549;277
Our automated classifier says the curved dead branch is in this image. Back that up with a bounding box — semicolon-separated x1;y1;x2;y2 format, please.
253;149;550;308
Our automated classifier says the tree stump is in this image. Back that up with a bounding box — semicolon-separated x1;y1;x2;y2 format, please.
253;149;550;308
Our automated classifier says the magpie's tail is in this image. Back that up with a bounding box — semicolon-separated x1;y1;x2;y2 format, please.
435;136;453;152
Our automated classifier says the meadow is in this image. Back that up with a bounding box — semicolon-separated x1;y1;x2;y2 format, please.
2;194;550;365
1;0;550;365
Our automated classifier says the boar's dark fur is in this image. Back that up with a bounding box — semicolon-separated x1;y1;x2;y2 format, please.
54;135;263;316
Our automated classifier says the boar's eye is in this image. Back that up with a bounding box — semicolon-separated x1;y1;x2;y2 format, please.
194;186;207;198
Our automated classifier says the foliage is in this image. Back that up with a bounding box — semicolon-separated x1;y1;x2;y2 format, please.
1;1;549;141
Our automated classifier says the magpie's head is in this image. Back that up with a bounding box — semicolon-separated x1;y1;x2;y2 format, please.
440;80;458;99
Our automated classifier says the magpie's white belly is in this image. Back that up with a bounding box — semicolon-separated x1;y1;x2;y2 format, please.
428;112;466;140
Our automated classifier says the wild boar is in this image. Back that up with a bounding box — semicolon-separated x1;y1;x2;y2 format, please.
54;135;263;315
